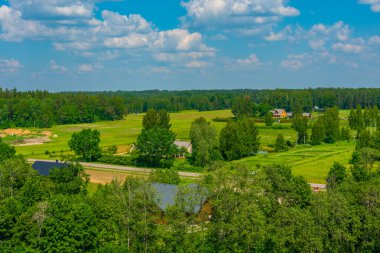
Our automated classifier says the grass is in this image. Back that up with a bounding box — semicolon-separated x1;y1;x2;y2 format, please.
15;109;359;183
235;141;356;184
15;110;233;159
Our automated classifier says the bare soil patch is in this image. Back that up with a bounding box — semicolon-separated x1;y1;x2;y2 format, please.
86;169;147;184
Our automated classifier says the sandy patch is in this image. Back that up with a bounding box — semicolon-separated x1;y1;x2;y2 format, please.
86;169;146;184
2;129;31;136
13;136;52;146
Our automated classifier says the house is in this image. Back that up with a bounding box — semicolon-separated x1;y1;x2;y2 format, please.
286;112;293;118
32;160;69;176
152;183;208;214
270;109;287;119
174;140;192;153
302;113;312;118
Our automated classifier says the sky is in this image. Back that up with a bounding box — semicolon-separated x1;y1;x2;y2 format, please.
0;0;380;91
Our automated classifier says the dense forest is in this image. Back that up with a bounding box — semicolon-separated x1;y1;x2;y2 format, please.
0;152;379;252
0;88;380;128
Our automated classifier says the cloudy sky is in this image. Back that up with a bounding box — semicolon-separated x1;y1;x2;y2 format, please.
0;0;380;91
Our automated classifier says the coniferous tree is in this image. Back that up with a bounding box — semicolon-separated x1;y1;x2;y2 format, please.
265;111;274;127
311;119;325;145
322;107;340;143
275;134;288;152
292;114;309;144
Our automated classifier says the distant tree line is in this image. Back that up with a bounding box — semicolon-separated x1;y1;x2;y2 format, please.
1;87;380;128
0;89;125;128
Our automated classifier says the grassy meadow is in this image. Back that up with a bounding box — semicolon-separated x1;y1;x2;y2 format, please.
13;109;362;183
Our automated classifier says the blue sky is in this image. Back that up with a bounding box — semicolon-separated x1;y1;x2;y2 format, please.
0;0;380;91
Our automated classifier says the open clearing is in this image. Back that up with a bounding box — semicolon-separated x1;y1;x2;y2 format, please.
18;109;358;183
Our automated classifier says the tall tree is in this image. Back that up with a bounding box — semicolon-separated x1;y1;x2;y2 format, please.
68;129;101;162
311;119;325;145
326;162;347;189
142;109;171;130
231;96;254;118
135;127;177;168
292;114;309;144
264;111;274;127
190;117;221;167
275;134;288;152
219;118;259;161
322;107;340;143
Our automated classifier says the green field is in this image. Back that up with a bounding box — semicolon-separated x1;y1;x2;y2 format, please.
14;109;361;183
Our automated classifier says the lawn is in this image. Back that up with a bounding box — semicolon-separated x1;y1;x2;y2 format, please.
235;141;356;184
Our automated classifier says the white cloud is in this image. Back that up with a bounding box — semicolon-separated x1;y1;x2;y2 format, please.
0;3;214;68
104;33;150;48
0;5;49;41
236;54;260;66
332;42;364;53
369;36;380;45
50;60;67;73
78;63;102;73
185;61;209;68
0;58;22;73
281;59;303;70
181;0;299;36
359;0;380;12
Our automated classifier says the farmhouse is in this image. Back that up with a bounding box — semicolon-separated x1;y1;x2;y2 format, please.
302;113;312;118
271;109;287;119
32;160;69;176
175;140;192;153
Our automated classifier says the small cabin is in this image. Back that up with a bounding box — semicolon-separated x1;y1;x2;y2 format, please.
302;113;312;119
271;109;287;119
32;161;69;176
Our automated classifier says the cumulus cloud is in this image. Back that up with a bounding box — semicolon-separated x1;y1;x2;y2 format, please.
359;0;380;12
0;58;22;73
50;60;67;73
280;54;309;70
181;0;299;36
236;54;260;66
0;1;214;68
332;42;364;53
78;63;102;72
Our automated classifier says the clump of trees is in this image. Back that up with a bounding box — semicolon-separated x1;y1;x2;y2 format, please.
275;134;288;152
135;109;177;168
292;114;309;144
219;118;260;161
310;107;341;145
68;129;101;162
190;117;221;167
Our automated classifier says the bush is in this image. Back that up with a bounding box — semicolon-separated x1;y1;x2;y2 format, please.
149;168;180;185
98;155;135;166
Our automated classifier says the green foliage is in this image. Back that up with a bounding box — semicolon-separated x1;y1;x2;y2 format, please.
357;130;372;149
292;114;309;144
351;163;369;182
68;128;101;162
340;126;351;142
0;141;16;162
275;134;288;152
349;105;365;134
322;107;340;143
219;118;260;161
231;95;254;118
264;111;274;126
142;109;171;130
0;156;35;200
135;127;177;168
190;117;221;167
149;168;180;185
310;119;325;145
49;163;89;195
326;162;347;189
